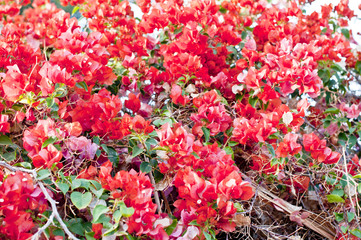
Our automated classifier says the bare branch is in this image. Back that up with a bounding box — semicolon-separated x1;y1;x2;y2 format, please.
31;212;55;240
36;181;80;240
149;171;162;214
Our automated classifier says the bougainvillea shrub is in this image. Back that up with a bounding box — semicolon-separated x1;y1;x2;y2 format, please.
0;0;361;239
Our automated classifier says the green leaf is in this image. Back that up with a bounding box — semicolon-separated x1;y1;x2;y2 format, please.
140;162;152;173
101;145;119;166
53;228;65;238
1;150;17;162
71;179;82;190
72;179;90;190
90;186;104;199
325;175;337;185
331;63;344;72
241;30;247;39
341;226;349;234
349;127;356;134
324;108;340;114
334;212;344;222
225;127;234;137
54;83;68;97
234;202;244;212
165;219;177;236
46;97;55;108
119;202;135;217
153;118;173;127
94;215;111;225
96;149;101;158
37;169;51;180
66;218;86;236
270;158;279;167
148;130;158;137
202;127;210;142
92;205;109;223
188;220;200;226
347;212;355;222
349;135;357;147
85;232;96;240
71;192;92;209
326;194;345;203
93;136;100;145
90;180;102;190
103;226;118;237
15;162;32;169
338;132;348;146
75;81;88;92
358;183;361;194
268;133;279;139
106;146;119;165
224;146;234;157
323;120;331;128
356;61;361;75
58;182;70;195
42;136;58;149
153;169;164;182
266;143;275;158
145;138;158;150
341;28;350;39
126;234;137;240
203;231;213;240
331;189;344;197
318;69;331;82
219;5;227;13
248;96;258;108
132;145;144;158
351;229;361;238
113;210;122;223
191;152;200;159
149;158;158;167
0;135;13;145
72;6;80;15
340;174;355;188
228;141;239;147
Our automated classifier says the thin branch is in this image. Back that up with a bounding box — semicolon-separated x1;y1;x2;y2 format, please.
149;171;162;214
37;181;80;240
160;190;172;214
0;160;35;174
242;184;259;214
31;212;55;240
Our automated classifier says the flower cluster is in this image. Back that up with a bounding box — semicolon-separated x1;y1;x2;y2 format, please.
0;0;359;238
0;171;48;240
303;133;341;164
79;161;168;239
191;90;232;137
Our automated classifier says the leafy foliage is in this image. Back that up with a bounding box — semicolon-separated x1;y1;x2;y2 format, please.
0;0;361;239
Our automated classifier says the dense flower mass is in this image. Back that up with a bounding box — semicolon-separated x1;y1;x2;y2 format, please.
0;171;48;240
0;0;361;239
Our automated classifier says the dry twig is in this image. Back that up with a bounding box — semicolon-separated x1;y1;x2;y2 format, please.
243;173;336;240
